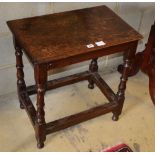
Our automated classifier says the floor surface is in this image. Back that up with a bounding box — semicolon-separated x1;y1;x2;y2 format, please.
0;71;155;152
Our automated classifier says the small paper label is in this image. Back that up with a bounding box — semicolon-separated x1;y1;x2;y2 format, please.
86;44;94;48
95;41;106;46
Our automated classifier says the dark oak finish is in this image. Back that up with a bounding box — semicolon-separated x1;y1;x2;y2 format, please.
34;64;47;148
91;72;117;102
46;102;117;135
20;88;36;126
118;22;155;106
113;42;138;121
14;37;26;109
27;71;91;95
7;5;142;148
88;58;98;89
7;5;142;65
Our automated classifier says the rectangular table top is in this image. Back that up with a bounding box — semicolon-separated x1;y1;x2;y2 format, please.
7;5;142;64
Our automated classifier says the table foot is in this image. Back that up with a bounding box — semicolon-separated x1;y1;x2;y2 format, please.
88;82;94;89
112;114;119;121
37;142;44;149
19;101;25;109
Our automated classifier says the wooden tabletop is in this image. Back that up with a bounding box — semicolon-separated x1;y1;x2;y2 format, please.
7;5;142;64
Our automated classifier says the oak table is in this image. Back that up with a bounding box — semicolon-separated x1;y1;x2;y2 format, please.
7;5;142;148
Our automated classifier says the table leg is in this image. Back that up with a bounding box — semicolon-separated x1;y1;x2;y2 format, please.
118;22;155;107
112;43;138;121
14;38;26;109
34;64;47;149
88;58;98;89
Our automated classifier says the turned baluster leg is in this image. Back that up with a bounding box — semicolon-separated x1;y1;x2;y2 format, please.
112;58;130;121
88;58;98;89
34;64;47;149
14;38;26;109
112;42;138;121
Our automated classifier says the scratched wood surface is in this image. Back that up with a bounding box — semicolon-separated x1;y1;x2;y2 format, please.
7;5;142;64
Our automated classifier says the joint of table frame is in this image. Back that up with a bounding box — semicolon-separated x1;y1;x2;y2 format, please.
20;70;119;134
90;72;118;102
18;89;37;128
26;71;92;96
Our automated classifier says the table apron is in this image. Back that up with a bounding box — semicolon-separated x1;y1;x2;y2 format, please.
47;41;136;70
